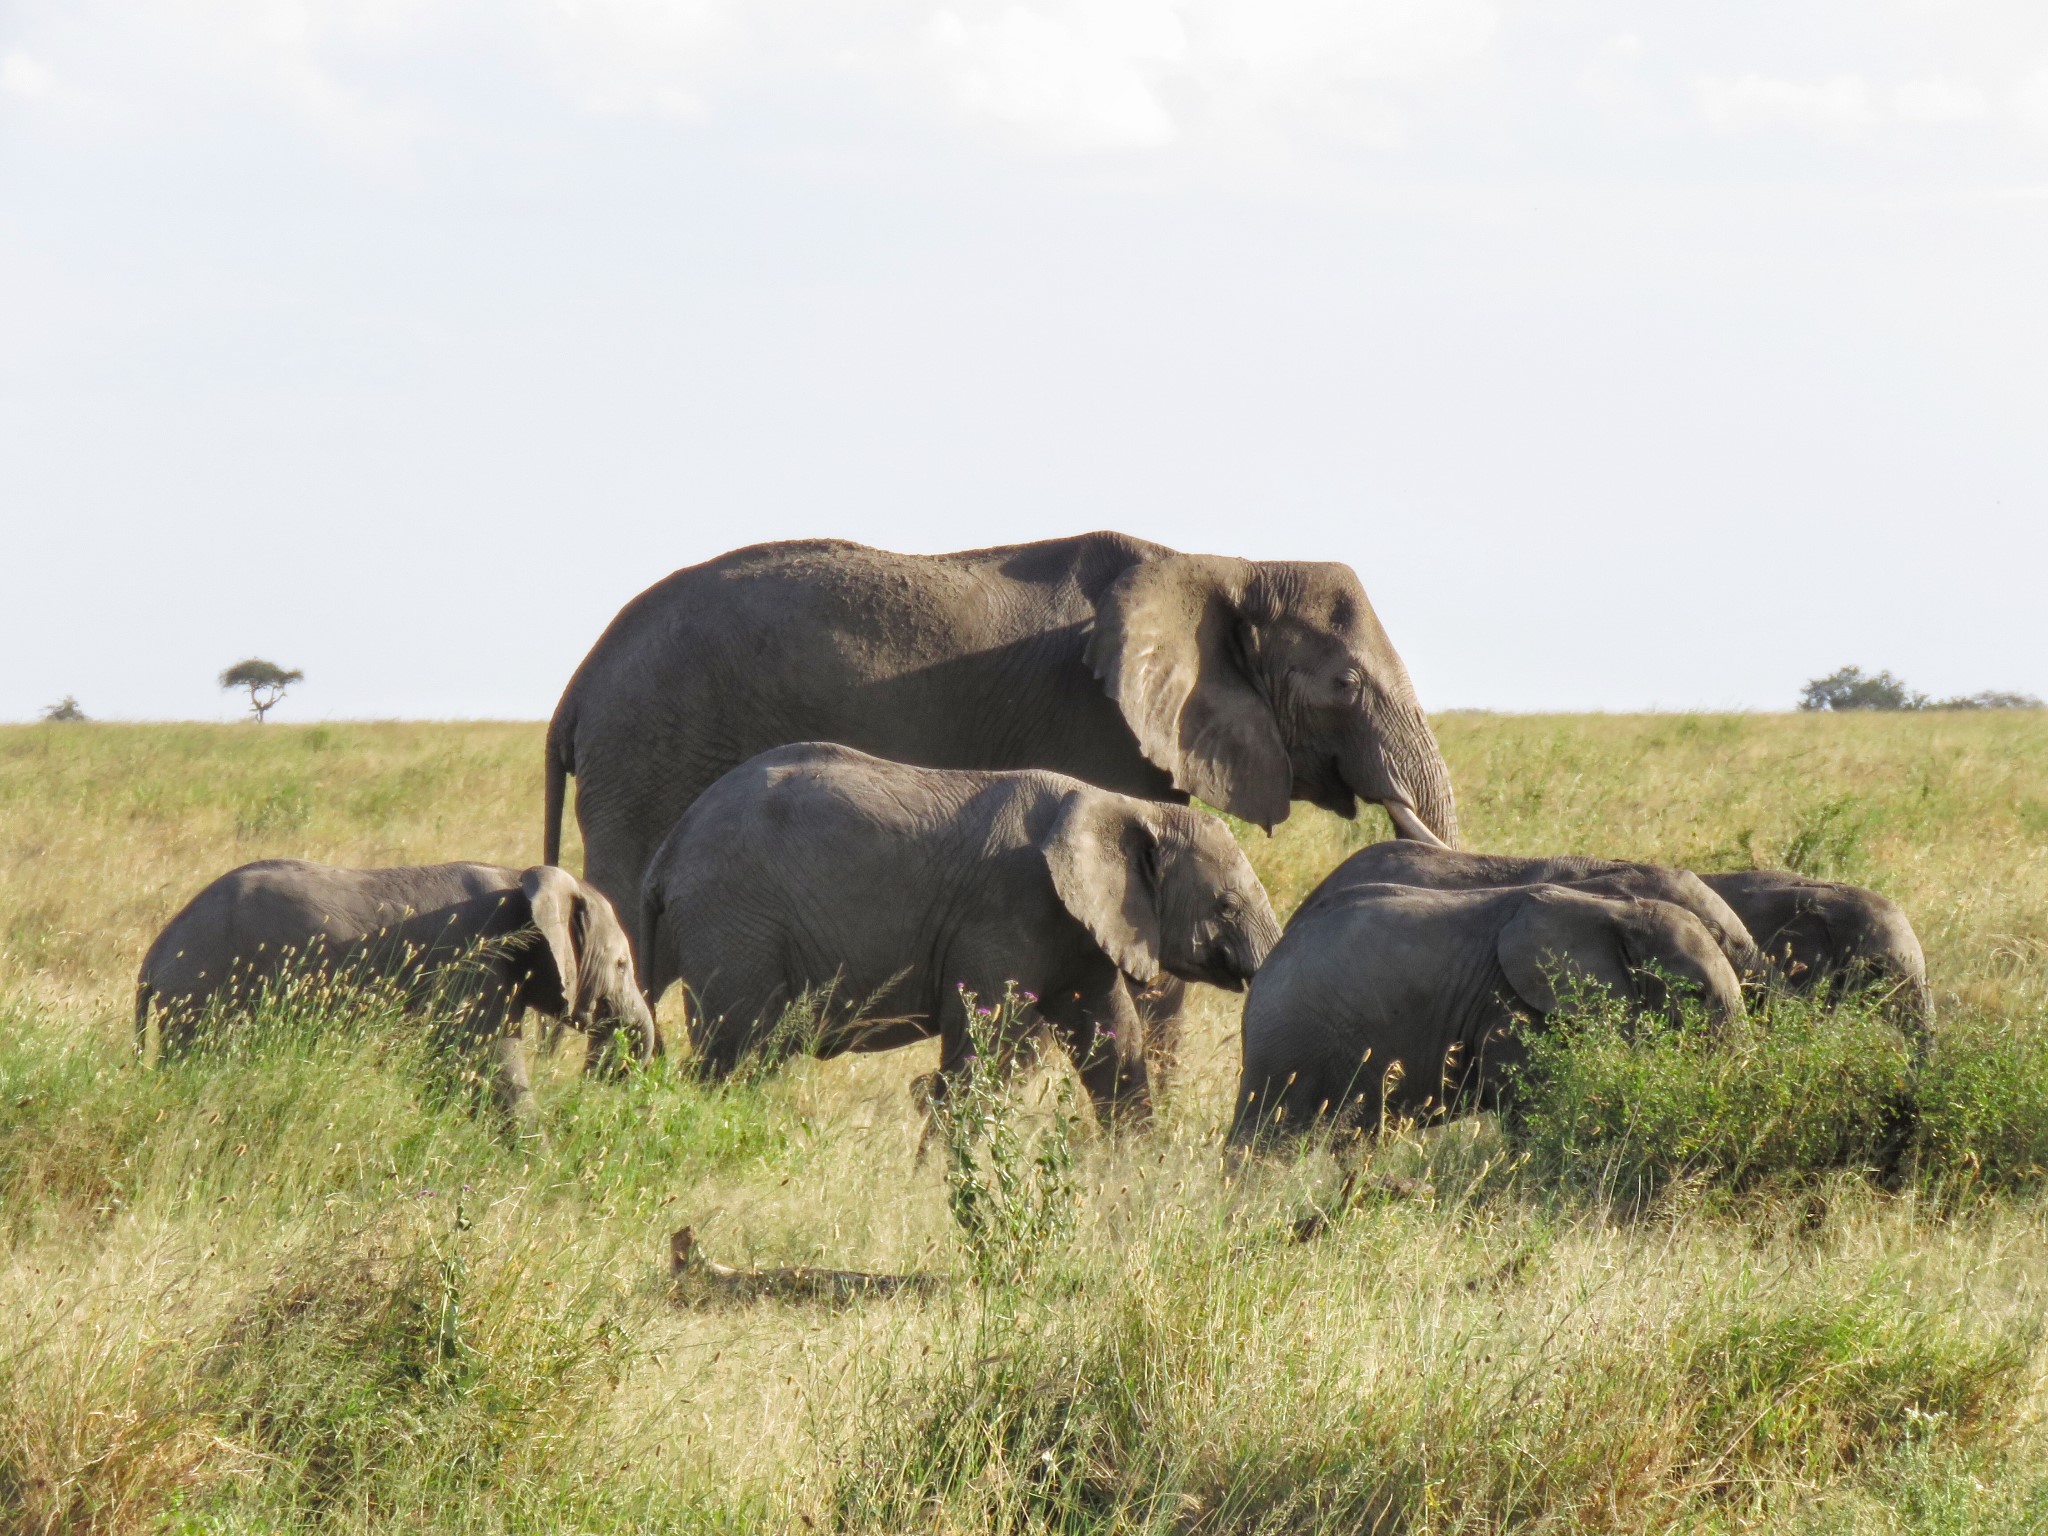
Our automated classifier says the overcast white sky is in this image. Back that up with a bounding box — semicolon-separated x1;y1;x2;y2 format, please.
3;1;2044;720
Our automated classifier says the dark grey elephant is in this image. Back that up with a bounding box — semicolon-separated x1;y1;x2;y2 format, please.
1301;841;1766;982
547;533;1457;946
1700;871;1930;1030
136;861;654;1132
638;743;1283;1123
1231;882;1744;1144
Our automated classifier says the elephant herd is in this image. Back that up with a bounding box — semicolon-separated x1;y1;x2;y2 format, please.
135;532;1930;1146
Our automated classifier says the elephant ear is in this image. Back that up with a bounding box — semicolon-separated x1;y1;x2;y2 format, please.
521;865;584;1016
1497;888;1637;1016
1086;554;1293;830
1038;792;1163;985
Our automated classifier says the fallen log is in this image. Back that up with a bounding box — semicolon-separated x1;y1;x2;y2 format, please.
668;1227;947;1305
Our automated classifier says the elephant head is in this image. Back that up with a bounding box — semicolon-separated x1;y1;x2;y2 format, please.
1086;554;1458;845
1497;888;1744;1026
521;866;658;1062
1040;792;1282;994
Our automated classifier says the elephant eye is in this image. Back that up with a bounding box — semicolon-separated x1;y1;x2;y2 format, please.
1336;666;1365;697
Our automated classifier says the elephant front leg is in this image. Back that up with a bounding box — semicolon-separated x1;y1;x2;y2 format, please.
1043;975;1152;1128
1128;975;1187;1105
491;1033;542;1142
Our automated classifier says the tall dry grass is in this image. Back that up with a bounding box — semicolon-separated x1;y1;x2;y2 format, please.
3;714;2047;1532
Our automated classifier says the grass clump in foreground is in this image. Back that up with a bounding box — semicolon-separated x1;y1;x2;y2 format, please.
6;715;2048;1532
833;1197;2041;1533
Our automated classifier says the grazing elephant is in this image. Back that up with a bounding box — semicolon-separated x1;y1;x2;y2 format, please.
638;743;1283;1123
135;861;654;1132
1299;841;1766;982
1700;871;1930;1031
1231;882;1744;1144
547;533;1458;942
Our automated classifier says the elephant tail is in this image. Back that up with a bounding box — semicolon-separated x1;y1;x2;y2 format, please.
543;712;572;869
133;979;153;1060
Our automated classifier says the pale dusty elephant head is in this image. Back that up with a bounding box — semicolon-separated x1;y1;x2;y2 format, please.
1086;554;1458;845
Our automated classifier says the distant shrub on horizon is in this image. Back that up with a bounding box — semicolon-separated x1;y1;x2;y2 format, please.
1799;665;2041;713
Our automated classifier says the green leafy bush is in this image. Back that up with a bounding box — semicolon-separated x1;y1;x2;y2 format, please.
936;985;1079;1286
1913;1010;2048;1194
1510;991;1919;1205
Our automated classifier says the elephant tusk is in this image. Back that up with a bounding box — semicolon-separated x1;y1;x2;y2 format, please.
1383;800;1449;848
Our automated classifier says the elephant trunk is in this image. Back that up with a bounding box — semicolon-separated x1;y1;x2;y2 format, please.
1344;708;1460;849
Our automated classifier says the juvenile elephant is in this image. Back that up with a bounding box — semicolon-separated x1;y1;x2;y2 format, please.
1700;871;1930;1030
548;532;1457;940
136;861;654;1132
638;743;1283;1123
1300;841;1766;982
1231;882;1744;1144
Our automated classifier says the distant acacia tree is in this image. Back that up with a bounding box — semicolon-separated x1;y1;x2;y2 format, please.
1799;666;1926;712
220;659;304;723
40;696;87;722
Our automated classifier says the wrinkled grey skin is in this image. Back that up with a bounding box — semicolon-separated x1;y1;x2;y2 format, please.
1701;871;1931;1032
1232;882;1745;1145
639;743;1283;1124
1301;841;1767;983
549;534;1457;945
136;861;655;1133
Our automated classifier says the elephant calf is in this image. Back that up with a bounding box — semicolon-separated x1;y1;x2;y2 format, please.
1232;881;1744;1145
1299;840;1766;983
1700;870;1930;1031
136;861;654;1132
639;742;1283;1122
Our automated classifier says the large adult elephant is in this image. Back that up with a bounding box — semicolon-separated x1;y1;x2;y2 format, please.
546;533;1458;935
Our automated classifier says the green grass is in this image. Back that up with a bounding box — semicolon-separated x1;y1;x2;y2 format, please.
4;714;2048;1533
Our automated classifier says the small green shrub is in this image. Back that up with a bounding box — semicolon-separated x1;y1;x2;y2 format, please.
1510;990;1919;1205
1913;1010;2048;1194
937;985;1079;1286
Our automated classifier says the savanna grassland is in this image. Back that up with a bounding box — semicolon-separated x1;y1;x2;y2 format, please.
5;713;2048;1534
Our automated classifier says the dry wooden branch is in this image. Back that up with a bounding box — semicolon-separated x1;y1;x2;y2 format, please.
668;1227;947;1305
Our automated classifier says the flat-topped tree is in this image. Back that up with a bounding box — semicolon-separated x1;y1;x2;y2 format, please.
220;659;303;723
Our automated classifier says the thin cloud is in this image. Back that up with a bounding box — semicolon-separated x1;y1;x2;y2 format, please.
1697;73;1879;139
1893;75;1988;123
